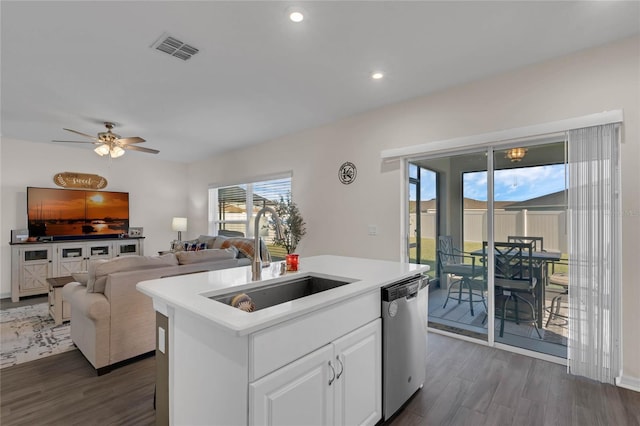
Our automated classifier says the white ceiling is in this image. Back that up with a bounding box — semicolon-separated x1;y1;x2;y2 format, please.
2;1;639;163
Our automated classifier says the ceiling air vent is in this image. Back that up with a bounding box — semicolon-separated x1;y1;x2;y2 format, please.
151;33;199;61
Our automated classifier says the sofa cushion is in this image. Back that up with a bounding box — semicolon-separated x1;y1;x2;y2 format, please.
72;271;89;285
176;247;238;265
211;235;228;249
87;259;109;293
87;254;179;293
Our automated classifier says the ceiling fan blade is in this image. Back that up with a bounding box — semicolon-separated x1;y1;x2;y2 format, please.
125;145;160;154
63;128;99;141
116;136;145;144
52;140;101;145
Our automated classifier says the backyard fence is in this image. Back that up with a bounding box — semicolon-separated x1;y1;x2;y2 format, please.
410;209;568;253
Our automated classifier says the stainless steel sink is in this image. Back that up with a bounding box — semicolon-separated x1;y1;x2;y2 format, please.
211;274;357;312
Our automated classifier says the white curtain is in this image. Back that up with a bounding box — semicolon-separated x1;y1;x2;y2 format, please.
567;123;621;383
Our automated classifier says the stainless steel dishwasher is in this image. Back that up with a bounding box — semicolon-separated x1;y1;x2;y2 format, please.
381;274;429;421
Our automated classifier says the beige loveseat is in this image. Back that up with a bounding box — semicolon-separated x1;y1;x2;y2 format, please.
62;247;250;374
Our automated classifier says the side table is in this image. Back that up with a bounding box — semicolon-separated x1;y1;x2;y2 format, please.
47;276;74;325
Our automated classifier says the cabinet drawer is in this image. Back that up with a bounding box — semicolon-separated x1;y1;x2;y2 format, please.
249;290;380;381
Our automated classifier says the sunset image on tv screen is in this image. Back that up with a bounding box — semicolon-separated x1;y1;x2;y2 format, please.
27;187;129;237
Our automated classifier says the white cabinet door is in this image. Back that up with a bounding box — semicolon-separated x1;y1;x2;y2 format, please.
18;246;53;296
333;319;382;426
57;243;87;276
86;241;112;260
114;240;140;257
250;344;334;426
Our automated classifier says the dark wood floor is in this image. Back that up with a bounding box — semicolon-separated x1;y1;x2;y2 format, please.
391;333;640;426
0;295;48;310
1;333;638;425
0;349;156;425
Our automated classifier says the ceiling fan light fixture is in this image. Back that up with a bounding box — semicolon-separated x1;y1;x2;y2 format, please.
54;122;158;157
110;146;125;158
506;147;527;162
94;144;110;156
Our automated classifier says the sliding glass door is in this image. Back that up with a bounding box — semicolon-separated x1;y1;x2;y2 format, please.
491;141;568;358
409;140;568;357
408;164;437;281
411;151;489;342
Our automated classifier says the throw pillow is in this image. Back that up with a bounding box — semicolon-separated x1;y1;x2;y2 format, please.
218;237;271;263
185;242;207;251
211;234;228;249
197;235;217;249
172;239;200;252
175;247;238;265
171;240;186;252
87;259;110;293
71;271;89;285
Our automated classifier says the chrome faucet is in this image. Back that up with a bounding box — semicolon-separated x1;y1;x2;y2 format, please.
252;206;284;280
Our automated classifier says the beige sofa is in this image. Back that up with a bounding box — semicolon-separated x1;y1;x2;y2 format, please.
62;248;250;374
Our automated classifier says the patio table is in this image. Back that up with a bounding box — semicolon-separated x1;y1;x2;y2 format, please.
471;248;562;328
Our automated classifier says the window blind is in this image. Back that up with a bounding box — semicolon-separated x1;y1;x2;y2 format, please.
209;176;292;237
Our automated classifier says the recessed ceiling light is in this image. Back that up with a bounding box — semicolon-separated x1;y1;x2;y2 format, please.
371;72;384;80
289;11;304;23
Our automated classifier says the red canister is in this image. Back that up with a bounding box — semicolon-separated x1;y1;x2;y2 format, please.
286;254;299;271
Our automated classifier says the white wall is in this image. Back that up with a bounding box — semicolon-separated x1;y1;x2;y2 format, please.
187;36;640;382
0;138;189;298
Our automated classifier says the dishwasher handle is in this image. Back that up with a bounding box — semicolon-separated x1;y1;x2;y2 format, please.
382;275;428;302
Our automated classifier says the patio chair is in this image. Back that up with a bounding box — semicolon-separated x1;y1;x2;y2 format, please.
507;236;544;252
545;259;569;327
438;236;486;317
508;235;547;283
488;241;542;339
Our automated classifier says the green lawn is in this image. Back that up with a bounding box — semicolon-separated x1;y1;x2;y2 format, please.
409;238;483;270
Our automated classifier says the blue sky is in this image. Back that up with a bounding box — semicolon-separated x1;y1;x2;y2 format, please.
411;164;566;202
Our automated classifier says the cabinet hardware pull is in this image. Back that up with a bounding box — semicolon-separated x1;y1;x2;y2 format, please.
328;361;336;386
336;356;344;379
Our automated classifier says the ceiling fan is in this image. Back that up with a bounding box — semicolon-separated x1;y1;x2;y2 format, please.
52;122;159;158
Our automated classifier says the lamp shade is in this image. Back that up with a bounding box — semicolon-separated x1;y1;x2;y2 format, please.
172;217;188;232
110;146;125;158
94;144;110;156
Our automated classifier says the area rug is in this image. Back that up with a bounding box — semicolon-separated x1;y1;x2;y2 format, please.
0;303;74;369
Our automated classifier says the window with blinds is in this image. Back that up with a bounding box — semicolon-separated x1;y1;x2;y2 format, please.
208;175;292;238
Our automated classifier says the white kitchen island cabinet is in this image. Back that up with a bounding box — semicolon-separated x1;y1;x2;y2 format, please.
138;255;428;426
250;319;381;426
250;342;334;426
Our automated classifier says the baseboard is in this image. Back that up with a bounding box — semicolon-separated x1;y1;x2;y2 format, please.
615;374;640;392
94;351;156;376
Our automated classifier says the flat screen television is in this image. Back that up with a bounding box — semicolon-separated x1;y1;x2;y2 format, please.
27;187;129;239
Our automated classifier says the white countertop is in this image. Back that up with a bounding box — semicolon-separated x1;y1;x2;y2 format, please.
137;255;429;336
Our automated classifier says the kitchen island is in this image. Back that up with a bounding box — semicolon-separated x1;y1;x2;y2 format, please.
137;255;429;426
